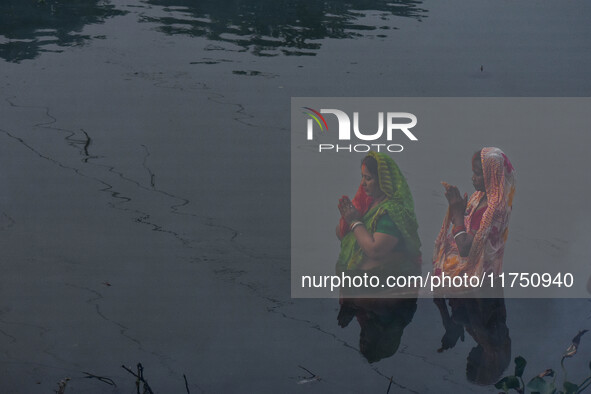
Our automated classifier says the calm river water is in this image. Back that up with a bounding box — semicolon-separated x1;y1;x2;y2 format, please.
1;0;591;392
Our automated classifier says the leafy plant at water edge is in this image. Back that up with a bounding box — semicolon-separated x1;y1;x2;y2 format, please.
495;330;590;394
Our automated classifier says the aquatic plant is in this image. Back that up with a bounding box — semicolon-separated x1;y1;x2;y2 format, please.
495;330;590;394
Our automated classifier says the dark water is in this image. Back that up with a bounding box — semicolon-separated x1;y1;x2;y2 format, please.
0;0;126;62
1;0;590;392
142;0;426;57
0;0;427;62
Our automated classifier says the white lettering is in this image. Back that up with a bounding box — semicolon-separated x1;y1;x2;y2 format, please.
387;144;404;153
387;112;418;141
320;109;351;140
353;112;384;140
353;144;370;152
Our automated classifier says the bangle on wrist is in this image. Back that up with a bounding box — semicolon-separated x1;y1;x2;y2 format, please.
350;221;364;231
452;224;466;236
453;231;467;240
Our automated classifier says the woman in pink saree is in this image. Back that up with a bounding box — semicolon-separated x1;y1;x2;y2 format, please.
433;147;516;278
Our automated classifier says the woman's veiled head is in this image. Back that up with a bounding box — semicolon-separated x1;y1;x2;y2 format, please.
472;149;485;192
480;147;514;203
362;155;379;178
473;148;515;198
360;155;382;198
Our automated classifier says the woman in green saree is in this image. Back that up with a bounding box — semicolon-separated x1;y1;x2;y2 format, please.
336;152;421;285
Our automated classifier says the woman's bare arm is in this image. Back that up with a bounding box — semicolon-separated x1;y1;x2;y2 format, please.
443;182;473;257
350;226;399;258
337;195;398;255
452;231;474;257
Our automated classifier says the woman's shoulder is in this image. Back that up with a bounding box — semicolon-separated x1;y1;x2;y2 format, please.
375;214;402;238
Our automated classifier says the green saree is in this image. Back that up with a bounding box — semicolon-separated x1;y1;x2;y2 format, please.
336;152;421;275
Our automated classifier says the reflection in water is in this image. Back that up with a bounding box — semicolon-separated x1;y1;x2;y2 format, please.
435;297;512;385
143;0;427;57
338;298;417;363
0;0;126;63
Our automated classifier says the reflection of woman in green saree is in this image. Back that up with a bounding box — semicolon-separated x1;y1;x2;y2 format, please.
336;152;421;283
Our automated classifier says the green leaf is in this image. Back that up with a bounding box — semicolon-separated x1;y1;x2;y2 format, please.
563;381;578;394
515;356;527;378
527;377;556;394
495;376;521;391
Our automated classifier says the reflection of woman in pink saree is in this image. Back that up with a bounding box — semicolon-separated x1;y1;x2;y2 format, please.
433;147;516;278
